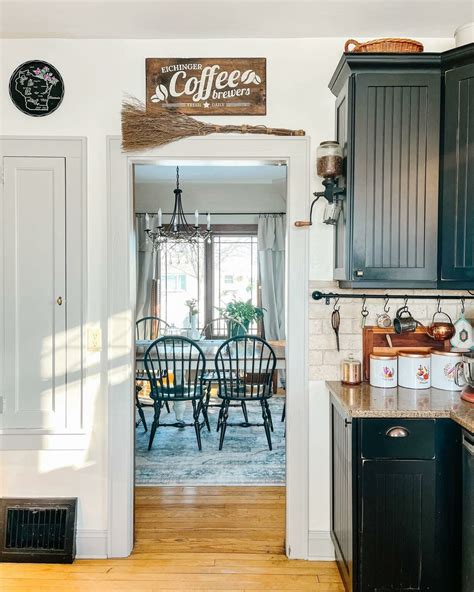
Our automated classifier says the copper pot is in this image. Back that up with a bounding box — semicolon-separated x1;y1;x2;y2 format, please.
426;311;456;341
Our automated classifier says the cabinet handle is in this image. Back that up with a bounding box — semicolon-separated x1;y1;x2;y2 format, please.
56;296;63;306
385;426;409;438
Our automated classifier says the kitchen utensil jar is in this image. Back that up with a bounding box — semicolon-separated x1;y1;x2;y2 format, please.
431;350;464;391
369;354;397;388
398;350;431;389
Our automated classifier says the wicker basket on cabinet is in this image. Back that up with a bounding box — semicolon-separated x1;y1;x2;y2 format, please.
344;38;424;53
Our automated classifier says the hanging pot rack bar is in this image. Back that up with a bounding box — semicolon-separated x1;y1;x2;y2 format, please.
312;290;474;305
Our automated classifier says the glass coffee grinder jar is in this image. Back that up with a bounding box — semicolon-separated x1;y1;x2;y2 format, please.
316;141;345;225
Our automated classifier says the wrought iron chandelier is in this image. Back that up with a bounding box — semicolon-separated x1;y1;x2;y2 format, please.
145;166;212;249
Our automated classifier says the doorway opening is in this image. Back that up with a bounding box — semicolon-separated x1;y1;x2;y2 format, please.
133;162;287;492
132;162;287;555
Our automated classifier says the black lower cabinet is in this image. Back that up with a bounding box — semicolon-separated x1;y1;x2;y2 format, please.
359;460;436;591
330;401;462;592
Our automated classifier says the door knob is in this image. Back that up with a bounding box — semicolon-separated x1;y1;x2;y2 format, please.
56;296;63;306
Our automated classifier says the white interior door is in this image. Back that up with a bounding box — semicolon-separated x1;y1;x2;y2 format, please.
1;157;66;430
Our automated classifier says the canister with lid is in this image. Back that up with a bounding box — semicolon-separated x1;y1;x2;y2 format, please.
341;354;362;385
398;350;431;389
369;354;397;388
430;350;464;391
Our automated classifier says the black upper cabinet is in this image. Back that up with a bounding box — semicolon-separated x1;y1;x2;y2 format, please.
440;60;474;283
352;73;440;284
329;45;474;288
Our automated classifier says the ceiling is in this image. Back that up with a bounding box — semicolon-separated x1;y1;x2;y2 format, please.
1;0;472;39
134;164;287;184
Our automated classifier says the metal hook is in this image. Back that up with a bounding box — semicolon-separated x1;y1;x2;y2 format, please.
333;297;340;312
436;296;442;314
403;296;408;309
461;297;465;315
383;296;390;313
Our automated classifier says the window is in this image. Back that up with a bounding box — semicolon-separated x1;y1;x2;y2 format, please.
158;242;205;329
165;273;187;292
157;227;259;336
211;234;259;337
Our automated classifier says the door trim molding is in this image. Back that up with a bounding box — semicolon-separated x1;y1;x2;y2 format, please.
106;135;311;559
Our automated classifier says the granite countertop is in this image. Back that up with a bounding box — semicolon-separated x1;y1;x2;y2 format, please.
326;381;474;433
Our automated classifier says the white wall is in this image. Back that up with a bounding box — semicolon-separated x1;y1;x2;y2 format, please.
0;36;454;556
135;180;286;225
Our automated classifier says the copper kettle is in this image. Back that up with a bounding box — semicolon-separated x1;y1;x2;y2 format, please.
426;311;456;341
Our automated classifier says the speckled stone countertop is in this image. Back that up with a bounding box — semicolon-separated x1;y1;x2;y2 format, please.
326;381;474;433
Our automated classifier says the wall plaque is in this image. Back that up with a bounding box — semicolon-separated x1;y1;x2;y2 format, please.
9;60;64;117
146;58;266;115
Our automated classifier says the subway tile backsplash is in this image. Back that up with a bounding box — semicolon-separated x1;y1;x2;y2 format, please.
308;281;474;382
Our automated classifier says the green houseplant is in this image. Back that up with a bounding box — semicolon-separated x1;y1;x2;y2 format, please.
220;300;265;337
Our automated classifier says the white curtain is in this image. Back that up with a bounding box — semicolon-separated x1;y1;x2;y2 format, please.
136;214;158;321
258;214;286;341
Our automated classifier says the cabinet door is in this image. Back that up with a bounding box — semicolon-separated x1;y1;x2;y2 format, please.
1;157;66;430
441;63;474;282
331;403;354;591
352;73;440;283
334;79;353;281
359;459;435;592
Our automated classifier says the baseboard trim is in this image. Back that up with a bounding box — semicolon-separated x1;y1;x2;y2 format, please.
76;529;108;559
308;530;335;560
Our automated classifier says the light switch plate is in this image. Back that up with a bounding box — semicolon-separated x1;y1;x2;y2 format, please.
87;327;102;352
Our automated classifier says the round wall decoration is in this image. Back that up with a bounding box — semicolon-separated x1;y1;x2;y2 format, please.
9;60;64;117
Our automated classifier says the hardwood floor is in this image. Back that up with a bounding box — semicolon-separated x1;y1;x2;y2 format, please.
0;486;344;591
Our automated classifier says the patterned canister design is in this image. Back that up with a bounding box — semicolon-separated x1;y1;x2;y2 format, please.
369;354;397;388
430;350;464;391
398;350;431;389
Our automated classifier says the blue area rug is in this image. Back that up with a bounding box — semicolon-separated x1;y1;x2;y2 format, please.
135;397;285;485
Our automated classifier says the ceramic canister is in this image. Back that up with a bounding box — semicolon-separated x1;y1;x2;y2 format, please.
398;350;431;389
369;354;397;388
430;350;464;391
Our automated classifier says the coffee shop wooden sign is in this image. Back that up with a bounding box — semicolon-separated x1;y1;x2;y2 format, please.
146;58;266;115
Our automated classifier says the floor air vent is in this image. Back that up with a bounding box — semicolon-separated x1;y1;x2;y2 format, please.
0;498;77;563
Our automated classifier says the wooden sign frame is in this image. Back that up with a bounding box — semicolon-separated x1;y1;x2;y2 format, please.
146;58;266;116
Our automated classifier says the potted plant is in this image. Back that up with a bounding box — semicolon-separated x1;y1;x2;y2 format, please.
220;300;265;337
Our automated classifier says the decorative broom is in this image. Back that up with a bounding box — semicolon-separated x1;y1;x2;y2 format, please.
121;97;305;152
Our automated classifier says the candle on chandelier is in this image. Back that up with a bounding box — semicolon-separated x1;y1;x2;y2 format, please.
207;212;211;230
145;213;150;231
195;209;199;227
157;208;162;227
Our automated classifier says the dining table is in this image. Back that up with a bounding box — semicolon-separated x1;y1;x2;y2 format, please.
135;337;286;370
135;337;285;420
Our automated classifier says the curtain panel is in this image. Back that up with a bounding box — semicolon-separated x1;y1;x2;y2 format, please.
257;214;286;341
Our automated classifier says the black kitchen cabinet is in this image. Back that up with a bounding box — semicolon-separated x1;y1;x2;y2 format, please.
330;401;462;592
330;401;355;591
329;45;474;288
440;60;474;283
359;460;435;591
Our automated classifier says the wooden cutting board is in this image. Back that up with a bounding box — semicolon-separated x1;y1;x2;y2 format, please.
362;326;451;381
